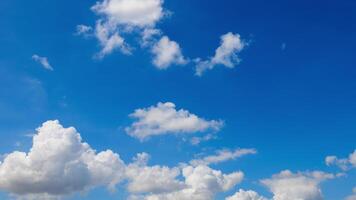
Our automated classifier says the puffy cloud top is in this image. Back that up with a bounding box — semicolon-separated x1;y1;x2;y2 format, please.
0;120;125;197
261;170;335;200
151;36;187;69
226;189;267;200
92;0;164;27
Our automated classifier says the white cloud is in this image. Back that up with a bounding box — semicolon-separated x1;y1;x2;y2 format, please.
0;120;245;200
87;0;165;57
141;28;161;47
261;170;335;200
143;165;244;200
92;0;164;28
325;150;356;171
151;36;187;69
346;187;356;200
125;154;185;194
125;102;223;141
195;32;246;76
190;148;257;166
0;120;125;198
94;20;131;58
226;189;267;200
75;24;93;36
190;133;216;145
32;55;53;71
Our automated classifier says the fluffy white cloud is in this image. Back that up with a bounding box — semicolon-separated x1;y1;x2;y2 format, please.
226;189;267;200
261;170;335;200
325;150;356;171
125;102;223;141
32;55;53;71
151;36;187;69
87;0;165;57
0;120;125;198
94;20;131;58
195;32;245;76
92;0;164;28
144;165;244;200
0;120;246;200
125;154;185;194
190;148;256;166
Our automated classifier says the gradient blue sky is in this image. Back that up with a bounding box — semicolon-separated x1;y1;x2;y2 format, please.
0;0;355;199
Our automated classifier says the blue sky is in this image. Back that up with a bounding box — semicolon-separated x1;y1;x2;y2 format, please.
0;0;355;199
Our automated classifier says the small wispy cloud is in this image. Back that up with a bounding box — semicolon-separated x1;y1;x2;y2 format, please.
32;54;53;71
190;148;257;166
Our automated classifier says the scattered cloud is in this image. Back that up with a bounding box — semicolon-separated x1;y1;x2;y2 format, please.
125;102;223;141
151;36;187;69
32;55;53;71
226;189;267;200
190;148;257;166
261;170;336;200
325;150;356;171
75;24;93;36
195;32;246;76
190;133;216;145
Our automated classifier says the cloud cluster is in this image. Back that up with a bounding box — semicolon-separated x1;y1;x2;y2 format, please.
32;55;53;71
125;102;223;141
0;120;125;198
190;148;256;166
0;120;244;200
195;32;246;76
78;0;248;74
325;150;356;171
77;0;188;69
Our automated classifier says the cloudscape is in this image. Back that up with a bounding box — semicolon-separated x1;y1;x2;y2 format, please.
0;0;355;199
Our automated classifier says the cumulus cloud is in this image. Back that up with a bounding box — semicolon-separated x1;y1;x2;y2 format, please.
0;120;125;198
143;165;244;200
261;170;336;200
32;55;53;71
195;32;246;76
190;148;257;166
325;150;356;171
151;36;187;69
0;120;247;200
92;0;164;28
226;189;267;200
125;102;223;141
346;187;356;200
86;0;166;57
